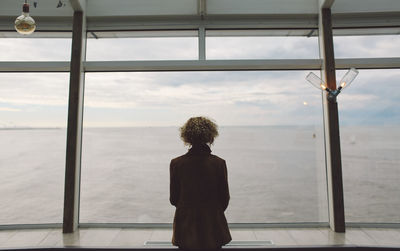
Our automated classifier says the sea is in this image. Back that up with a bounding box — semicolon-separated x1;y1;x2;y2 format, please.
0;126;399;225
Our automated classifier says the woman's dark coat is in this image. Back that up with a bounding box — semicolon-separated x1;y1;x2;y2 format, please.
170;144;232;250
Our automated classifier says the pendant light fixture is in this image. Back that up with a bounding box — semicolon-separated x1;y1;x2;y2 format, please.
306;68;359;102
15;0;36;35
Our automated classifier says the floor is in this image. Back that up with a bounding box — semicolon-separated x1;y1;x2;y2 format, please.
0;227;400;249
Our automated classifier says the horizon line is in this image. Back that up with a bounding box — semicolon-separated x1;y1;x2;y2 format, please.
0;124;325;130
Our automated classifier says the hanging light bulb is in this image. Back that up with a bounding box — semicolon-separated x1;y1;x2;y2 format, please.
15;0;36;35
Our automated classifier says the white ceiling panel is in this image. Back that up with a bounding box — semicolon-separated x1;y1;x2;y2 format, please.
207;0;319;15
332;0;400;13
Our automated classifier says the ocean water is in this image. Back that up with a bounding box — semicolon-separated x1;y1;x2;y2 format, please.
0;126;399;224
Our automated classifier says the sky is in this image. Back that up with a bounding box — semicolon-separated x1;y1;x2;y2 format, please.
0;34;399;127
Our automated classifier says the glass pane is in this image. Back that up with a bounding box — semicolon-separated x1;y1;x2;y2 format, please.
0;73;69;224
81;71;327;223
86;31;198;61
334;35;400;58
0;37;72;61
338;69;400;223
206;36;319;59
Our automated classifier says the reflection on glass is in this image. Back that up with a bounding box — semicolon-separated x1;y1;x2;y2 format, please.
338;69;400;223
80;71;327;223
0;73;68;224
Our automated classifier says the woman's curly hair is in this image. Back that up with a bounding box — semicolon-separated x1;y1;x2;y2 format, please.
180;116;219;145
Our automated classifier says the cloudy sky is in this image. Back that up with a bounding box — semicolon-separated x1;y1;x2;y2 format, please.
0;34;399;127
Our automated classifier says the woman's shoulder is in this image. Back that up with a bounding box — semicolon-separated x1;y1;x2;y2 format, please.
210;154;226;164
171;153;225;165
170;153;191;167
178;151;224;163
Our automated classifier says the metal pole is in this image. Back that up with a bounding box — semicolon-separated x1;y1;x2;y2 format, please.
199;26;206;60
319;7;345;233
63;10;86;233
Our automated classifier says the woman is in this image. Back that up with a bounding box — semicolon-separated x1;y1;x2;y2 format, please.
170;117;232;250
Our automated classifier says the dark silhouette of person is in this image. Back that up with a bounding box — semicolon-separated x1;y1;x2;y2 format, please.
170;116;232;250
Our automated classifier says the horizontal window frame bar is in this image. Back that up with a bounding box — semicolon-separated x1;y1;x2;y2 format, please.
0;223;62;230
79;222;330;229
335;58;400;70
2;13;400;35
0;62;71;72
2;222;400;230
0;223;330;230
83;59;322;72
345;223;400;228
1;58;400;72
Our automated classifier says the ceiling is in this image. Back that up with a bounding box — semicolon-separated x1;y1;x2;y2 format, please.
0;0;399;37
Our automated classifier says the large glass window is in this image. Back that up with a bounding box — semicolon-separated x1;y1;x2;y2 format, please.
338;69;400;223
80;71;327;223
0;73;69;224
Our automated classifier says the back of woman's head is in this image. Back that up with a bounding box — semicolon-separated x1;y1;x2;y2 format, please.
180;116;219;145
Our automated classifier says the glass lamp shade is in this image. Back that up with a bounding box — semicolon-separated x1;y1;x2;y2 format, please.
339;68;359;89
306;72;327;90
15;3;36;35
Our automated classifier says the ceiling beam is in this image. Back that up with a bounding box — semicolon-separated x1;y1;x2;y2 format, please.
320;0;335;9
198;0;207;18
69;0;86;12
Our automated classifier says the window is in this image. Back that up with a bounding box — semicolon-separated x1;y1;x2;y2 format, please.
0;73;69;224
334;34;400;58
338;69;400;223
0;36;71;61
206;31;319;60
80;71;327;223
86;31;198;61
